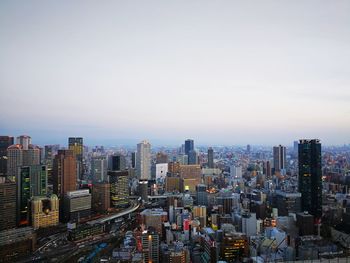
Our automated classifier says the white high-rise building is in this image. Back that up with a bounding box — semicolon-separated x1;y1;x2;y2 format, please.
136;140;151;180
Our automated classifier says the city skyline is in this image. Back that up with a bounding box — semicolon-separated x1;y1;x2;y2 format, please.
1;1;350;145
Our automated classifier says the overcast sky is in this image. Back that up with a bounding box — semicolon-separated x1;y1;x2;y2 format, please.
0;1;349;146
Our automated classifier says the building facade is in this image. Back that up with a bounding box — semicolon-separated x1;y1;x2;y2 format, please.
31;194;59;229
298;139;322;219
136;140;151;180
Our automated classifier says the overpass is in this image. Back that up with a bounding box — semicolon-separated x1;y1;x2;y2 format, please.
87;199;140;225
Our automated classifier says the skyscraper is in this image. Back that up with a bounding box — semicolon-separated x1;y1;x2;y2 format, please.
131;152;136;168
207;147;214;168
298;139;322;219
184;139;194;156
7;143;41;179
141;232;160;263
188;150;198;165
91;156;108;182
16;135;32;150
0;179;16;230
68;137;83;179
108;170;129;208
53;150;77;198
136;140;151;180
109;154;126;171
0;136;14;177
17;165;48;226
273;145;286;174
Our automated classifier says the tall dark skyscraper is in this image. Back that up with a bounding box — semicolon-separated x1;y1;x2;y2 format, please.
0;179;16;230
0;136;14;177
207;147;214;168
273;145;286;174
109;154;126;171
68;137;83;179
298;139;322;219
184;139;194;156
188;150;198;165
131;152;136;168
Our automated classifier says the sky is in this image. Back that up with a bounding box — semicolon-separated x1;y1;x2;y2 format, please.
0;1;350;146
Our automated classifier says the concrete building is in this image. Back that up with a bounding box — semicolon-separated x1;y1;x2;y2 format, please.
0;179;16;231
140;208;168;237
155;163;168;183
141;232;160;263
68;137;83;180
31;194;59;229
64;189;91;222
275;190;301;216
0;227;36;262
92;183;110;213
91;156;107;182
53;150;77;198
273;145;286;174
166;177;181;193
136;140;151;180
7;143;40;180
0;136;14;177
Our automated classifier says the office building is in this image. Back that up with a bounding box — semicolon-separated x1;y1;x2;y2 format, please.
155;163;168;182
64;189;91;222
166;177;181;193
220;232;248;262
136;140;151;180
17;165;48;226
196;184;208;206
296;212;314;236
68;137;83;179
7;143;40;179
141;232;160;263
298;139;322;219
43;144;59;166
139;180;149;201
0;136;14;177
52;150;77;198
168;162;180;175
275;190;301;216
131;152;136;168
207;147;214;168
0;227;36;262
184;139;194;155
140;208;168;237
156;152;168;164
16;135;32;149
201;228;217;263
0;179;16;231
273;145;286;174
91;156;108;182
109;154;126;171
179;165;201;180
92;183;110;213
109;170;129;208
31;194;59;229
188;150;198;165
193;205;207;227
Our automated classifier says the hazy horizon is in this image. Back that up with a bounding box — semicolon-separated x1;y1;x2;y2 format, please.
1;1;350;145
